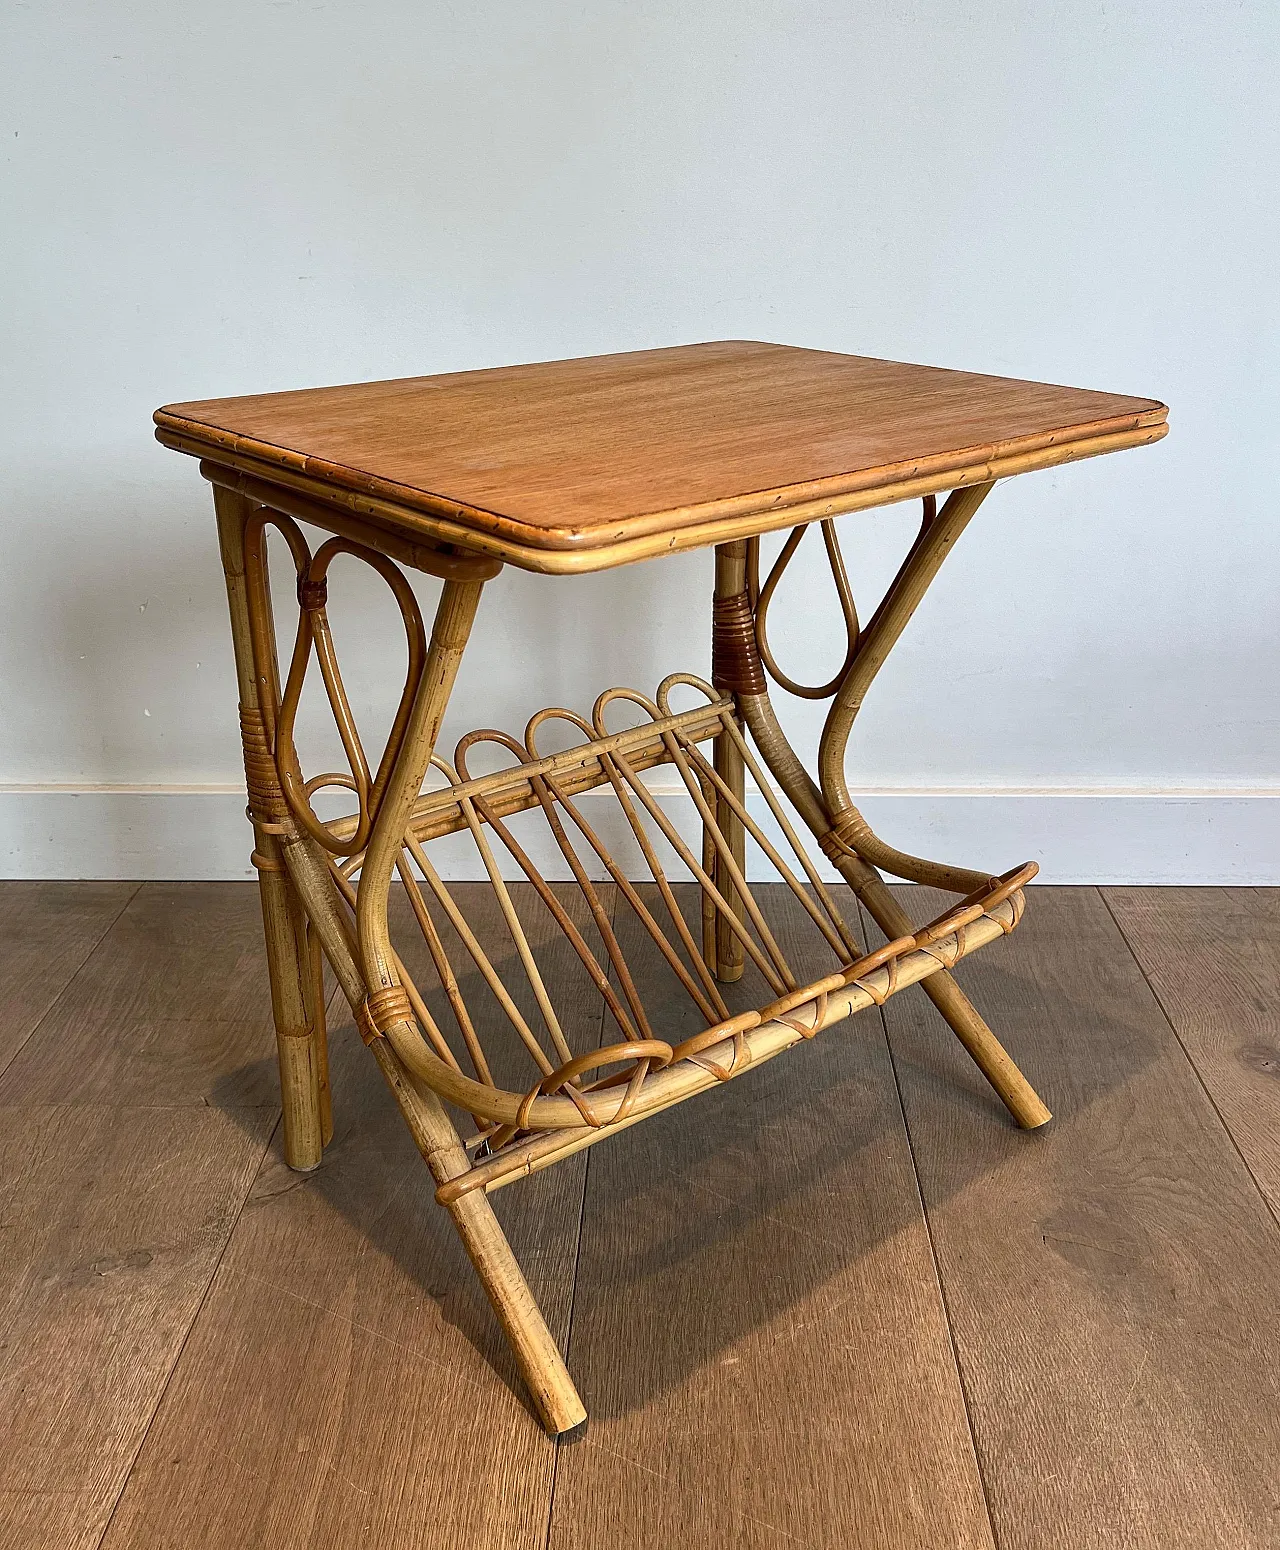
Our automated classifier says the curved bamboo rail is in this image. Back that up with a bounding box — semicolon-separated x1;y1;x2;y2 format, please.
727;498;1052;1129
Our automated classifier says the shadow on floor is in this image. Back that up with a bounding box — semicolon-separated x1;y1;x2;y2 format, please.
206;886;1160;1424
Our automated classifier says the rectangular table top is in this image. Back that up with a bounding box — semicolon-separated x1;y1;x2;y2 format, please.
156;341;1166;574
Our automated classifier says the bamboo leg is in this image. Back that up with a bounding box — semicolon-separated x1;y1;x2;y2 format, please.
349;575;586;1433
301;912;333;1146
855;871;1051;1128
258;867;326;1168
817;489;992;805
368;1037;587;1433
215;485;328;1170
447;1186;586;1435
710;545;747;980
718;505;1053;1131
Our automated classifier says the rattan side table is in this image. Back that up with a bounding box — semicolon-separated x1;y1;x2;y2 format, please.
155;341;1166;1433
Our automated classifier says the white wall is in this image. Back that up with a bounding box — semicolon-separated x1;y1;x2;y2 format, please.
2;1;1277;881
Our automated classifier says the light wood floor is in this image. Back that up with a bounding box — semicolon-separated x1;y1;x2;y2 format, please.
1;881;1277;1549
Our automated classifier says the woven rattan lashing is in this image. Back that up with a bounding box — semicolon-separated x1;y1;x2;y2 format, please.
711;589;767;695
238;704;289;826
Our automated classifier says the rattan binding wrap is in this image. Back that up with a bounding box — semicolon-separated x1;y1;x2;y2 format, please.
239;703;289;825
711;589;767;695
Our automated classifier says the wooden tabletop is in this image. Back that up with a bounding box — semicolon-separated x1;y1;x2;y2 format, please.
156;341;1166;574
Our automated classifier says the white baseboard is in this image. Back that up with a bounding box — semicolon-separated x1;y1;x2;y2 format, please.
2;784;1277;884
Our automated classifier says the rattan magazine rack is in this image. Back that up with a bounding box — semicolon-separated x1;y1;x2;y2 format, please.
156;341;1166;1433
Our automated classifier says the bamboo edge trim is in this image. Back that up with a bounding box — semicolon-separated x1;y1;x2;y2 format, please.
158;421;1168;573
159;405;1168;540
200;458;502;581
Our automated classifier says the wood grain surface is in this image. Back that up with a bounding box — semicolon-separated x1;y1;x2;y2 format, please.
155;342;1166;569
549;886;994;1550
4;882;1277;1550
1104;886;1280;1218
0;883;275;1550
0;884;281;1109
0;1106;273;1550
0;882;137;1077
873;886;1280;1550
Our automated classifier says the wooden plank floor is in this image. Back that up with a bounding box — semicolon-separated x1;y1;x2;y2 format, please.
550;887;992;1550
1;882;1277;1548
870;887;1280;1550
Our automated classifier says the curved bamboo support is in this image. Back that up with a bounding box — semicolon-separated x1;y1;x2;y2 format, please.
438;888;1027;1203
720;508;1053;1130
211;466;1054;1438
740;501;988;893
816;482;994;890
354;578;486;994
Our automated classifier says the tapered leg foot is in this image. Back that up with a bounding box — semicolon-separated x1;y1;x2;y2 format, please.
258;864;329;1169
858;874;1052;1129
368;1038;587;1433
447;1186;588;1434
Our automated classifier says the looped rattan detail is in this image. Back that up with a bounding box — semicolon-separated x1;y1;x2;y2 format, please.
743;494;937;705
514;1040;676;1133
776;988;828;1039
243;505;430;859
686;1033;751;1083
749;520;859;699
